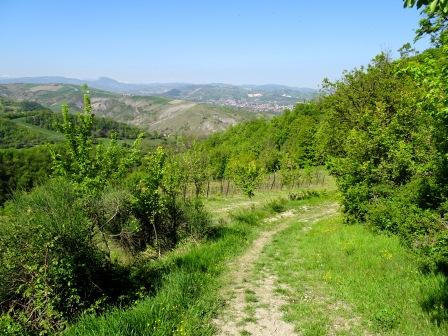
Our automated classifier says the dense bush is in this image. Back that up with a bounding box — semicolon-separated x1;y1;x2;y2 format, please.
317;12;448;273
0;179;115;334
0;146;53;205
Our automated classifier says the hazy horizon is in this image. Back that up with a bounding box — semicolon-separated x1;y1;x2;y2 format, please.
0;74;320;89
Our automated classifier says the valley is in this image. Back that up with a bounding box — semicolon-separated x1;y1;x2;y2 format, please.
0;83;265;136
0;77;318;114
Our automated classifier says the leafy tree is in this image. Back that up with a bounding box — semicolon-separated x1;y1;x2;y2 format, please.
404;0;448;44
228;155;264;198
51;86;142;194
128;147;166;255
184;146;209;198
279;153;299;189
404;0;448;14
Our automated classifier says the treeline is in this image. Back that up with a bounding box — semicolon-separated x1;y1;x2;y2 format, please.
179;103;323;198
23;109;148;140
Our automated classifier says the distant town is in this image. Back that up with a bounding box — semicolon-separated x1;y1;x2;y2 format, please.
198;96;307;113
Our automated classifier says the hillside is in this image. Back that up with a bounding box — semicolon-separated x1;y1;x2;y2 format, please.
0;77;318;114
0;83;265;136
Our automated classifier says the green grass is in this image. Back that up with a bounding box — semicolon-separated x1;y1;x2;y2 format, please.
63;194;297;335
65;191;333;336
257;214;448;335
64;174;448;336
204;170;336;221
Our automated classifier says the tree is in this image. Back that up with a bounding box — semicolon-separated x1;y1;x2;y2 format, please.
279;153;299;189
404;0;448;14
184;146;209;198
129;147;166;255
404;0;448;45
51;85;142;194
228;155;264;198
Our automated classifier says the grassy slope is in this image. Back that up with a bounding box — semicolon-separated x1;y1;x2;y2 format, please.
258;214;448;335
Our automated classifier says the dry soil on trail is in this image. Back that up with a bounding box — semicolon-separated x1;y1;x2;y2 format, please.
214;202;339;336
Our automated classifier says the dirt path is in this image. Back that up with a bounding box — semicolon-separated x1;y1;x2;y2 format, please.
214;202;339;336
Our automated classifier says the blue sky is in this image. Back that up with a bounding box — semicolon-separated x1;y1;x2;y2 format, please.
0;0;428;88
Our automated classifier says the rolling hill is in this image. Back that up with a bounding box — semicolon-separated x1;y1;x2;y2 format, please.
0;83;266;136
0;76;318;113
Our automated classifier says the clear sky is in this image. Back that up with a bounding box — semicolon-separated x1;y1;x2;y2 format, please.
0;0;428;88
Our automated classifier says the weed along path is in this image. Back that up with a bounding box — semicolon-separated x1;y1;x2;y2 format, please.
214;202;339;336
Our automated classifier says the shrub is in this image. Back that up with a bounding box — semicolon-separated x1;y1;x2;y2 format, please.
176;199;212;241
288;190;321;201
228;155;264;198
230;209;264;226
0;179;119;334
266;198;287;213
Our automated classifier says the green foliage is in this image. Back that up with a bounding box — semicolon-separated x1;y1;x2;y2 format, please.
23;109;145;140
320;53;436;219
65;197;283;336
404;0;448;14
266;198;287;213
0;87;215;334
0;118;52;148
279;153;300;188
288;190;321;201
317;32;448;279
177;199;212;240
51;86;143;194
228;155;264;198
126;147;166;253
183;146;209;198
0;314;24;336
0;179;113;334
0;146;53;205
200;102;322;179
404;0;448;44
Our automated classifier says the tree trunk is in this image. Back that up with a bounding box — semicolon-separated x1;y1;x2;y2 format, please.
152;219;161;258
270;173;276;190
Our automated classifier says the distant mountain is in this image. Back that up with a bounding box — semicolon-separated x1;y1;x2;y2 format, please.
0;83;266;136
0;76;318;113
